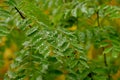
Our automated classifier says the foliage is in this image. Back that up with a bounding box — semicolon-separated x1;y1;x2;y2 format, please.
0;0;120;80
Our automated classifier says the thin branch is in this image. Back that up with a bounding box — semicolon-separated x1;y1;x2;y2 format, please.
14;7;32;28
104;53;108;66
14;7;25;19
102;46;111;80
96;10;100;27
104;53;111;79
96;10;111;79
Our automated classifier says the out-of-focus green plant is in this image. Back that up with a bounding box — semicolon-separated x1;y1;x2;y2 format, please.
0;0;120;80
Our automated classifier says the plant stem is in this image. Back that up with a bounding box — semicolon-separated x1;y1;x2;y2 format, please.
96;10;100;27
96;10;111;80
103;53;108;66
14;7;25;19
104;53;111;79
14;7;32;28
103;48;111;80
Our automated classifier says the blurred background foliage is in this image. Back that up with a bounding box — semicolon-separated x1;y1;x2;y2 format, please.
0;0;120;80
0;0;25;79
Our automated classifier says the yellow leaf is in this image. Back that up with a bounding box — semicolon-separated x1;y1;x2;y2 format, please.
87;44;104;59
55;74;65;80
49;47;54;56
1;37;7;42
109;0;117;6
87;44;94;60
68;25;77;31
3;48;15;61
0;37;7;46
11;43;17;52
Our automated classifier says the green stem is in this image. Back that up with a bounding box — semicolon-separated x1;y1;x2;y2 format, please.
104;53;111;79
96;10;111;80
96;10;100;27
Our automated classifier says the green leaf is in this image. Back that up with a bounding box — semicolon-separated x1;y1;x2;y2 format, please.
99;5;120;19
112;51;119;58
103;47;112;54
70;60;78;68
80;60;89;68
7;71;16;79
21;0;50;26
26;26;38;36
100;42;109;48
72;43;84;53
71;8;77;17
0;8;10;17
4;0;17;6
0;27;9;37
93;67;108;74
93;75;107;80
36;76;42;80
86;29;93;41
